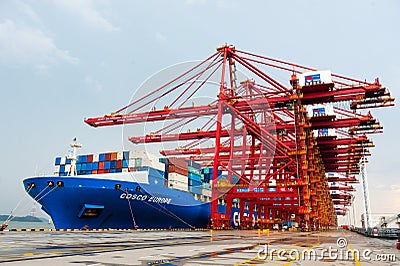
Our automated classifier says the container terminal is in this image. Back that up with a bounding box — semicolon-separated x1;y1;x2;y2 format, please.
1;45;399;263
82;44;395;231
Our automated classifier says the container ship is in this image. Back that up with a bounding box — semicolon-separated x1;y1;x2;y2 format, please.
22;139;238;230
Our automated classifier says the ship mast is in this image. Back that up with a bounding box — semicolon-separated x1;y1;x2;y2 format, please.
68;137;82;176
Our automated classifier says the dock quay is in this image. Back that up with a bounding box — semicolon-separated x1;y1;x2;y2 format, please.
0;229;398;265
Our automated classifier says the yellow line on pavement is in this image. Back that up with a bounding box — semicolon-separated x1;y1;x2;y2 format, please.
343;232;361;266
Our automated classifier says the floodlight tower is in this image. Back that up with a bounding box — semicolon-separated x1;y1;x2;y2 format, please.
360;156;371;230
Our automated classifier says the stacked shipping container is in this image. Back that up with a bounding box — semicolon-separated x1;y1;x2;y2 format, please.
54;150;213;197
163;157;189;191
54;151;164;176
187;160;202;195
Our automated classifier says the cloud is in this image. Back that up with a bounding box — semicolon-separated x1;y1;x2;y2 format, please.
17;1;42;25
53;0;118;32
0;19;79;66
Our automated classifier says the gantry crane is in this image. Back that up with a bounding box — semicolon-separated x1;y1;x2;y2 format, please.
85;45;394;230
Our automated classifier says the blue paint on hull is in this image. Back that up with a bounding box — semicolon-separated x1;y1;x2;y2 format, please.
23;173;218;230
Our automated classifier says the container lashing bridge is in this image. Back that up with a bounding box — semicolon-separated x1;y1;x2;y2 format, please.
85;45;394;231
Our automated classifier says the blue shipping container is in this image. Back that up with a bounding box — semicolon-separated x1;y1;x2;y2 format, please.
76;164;82;171
110;160;116;169
55;157;61;165
189;179;201;187
122;160;129;168
189;186;202;194
59;165;65;173
110;169;116;173
188;172;202;182
66;159;71;164
77;155;85;163
99;153;106;161
116;168;122;173
123;151;130;160
104;161;110;170
86;163;92;171
92;162;98;170
81;163;87;171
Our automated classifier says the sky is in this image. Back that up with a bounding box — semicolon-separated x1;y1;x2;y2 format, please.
0;0;399;226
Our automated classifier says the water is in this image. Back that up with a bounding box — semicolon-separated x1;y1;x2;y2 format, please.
5;220;54;230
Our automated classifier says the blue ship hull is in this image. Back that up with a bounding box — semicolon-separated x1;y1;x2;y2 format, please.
23;171;217;230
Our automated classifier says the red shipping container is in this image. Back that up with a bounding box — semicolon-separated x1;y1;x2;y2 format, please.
87;154;93;162
116;160;122;169
104;169;110;173
92;170;97;174
98;169;104;174
99;162;104;169
169;157;188;169
105;153;111;161
168;165;188;176
110;152;117;161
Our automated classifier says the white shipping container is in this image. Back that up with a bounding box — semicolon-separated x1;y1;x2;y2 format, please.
122;168;129;173
306;103;334;117
202;189;212;197
129;150;146;159
93;154;99;162
128;150;164;171
54;165;60;173
298;70;332;87
313;128;336;137
117;152;124;160
167;180;188;191
60;156;66;165
168;172;188;184
65;164;71;173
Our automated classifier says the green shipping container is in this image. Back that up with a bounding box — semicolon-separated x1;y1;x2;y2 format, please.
188;166;202;176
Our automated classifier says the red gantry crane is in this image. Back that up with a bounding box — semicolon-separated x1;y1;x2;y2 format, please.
85;45;394;230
